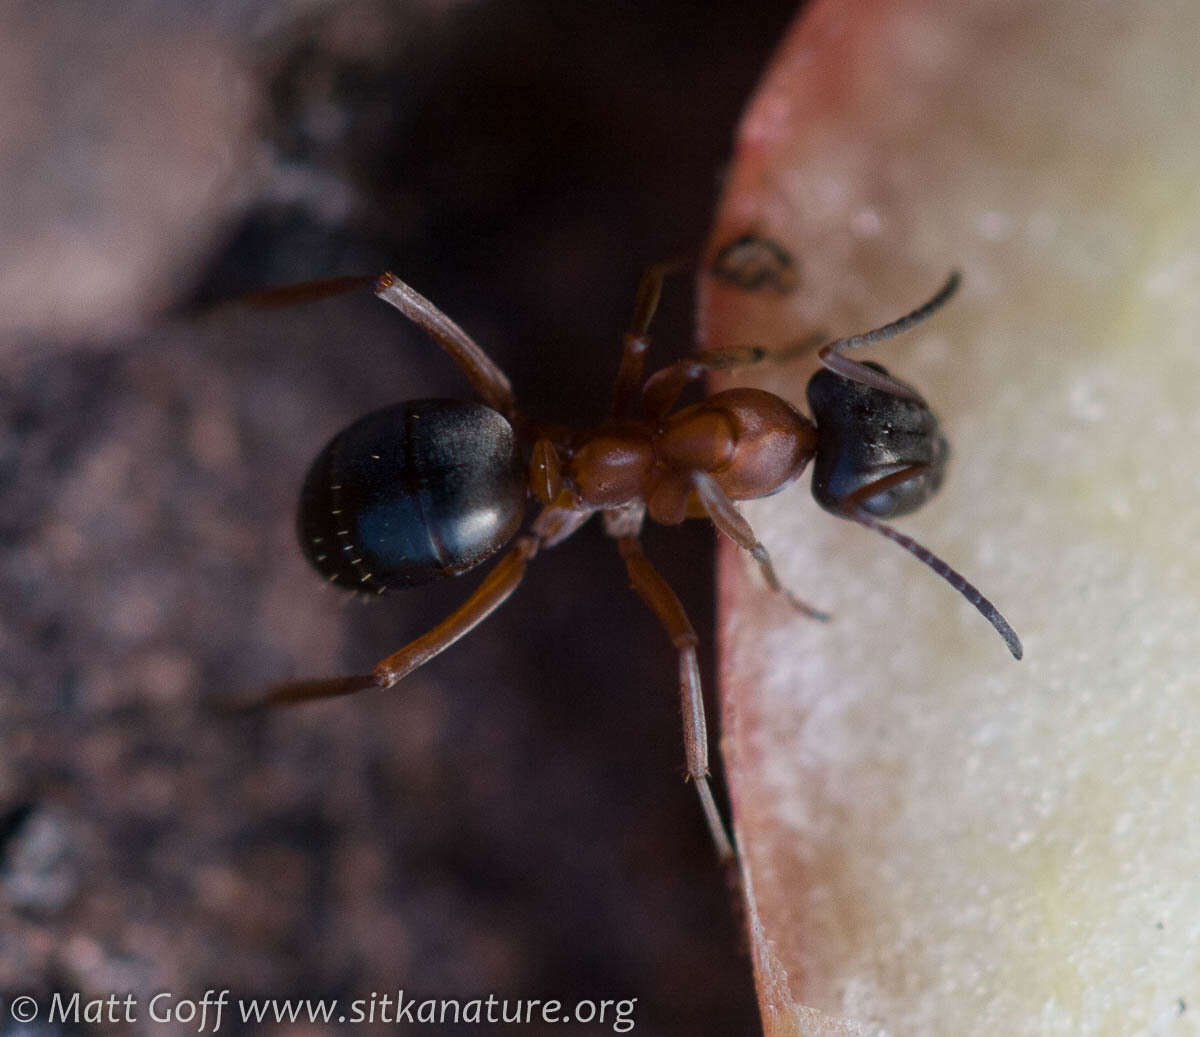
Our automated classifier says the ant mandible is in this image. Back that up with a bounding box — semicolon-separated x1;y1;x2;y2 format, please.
260;265;1022;860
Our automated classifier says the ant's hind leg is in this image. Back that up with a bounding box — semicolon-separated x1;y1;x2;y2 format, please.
374;273;518;419
616;534;735;861
251;534;540;708
691;471;830;621
248;504;594;710
370;535;539;687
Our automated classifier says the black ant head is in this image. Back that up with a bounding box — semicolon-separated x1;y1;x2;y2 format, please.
806;360;948;519
799;272;1022;660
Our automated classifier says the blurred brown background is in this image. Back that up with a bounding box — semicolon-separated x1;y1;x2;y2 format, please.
0;2;801;1033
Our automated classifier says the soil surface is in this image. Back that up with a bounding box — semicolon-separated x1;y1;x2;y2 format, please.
1;3;800;1033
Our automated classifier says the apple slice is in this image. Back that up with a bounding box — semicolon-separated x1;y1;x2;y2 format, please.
703;2;1200;1032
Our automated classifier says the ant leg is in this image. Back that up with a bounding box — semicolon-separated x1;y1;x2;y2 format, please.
255;534;541;708
238;275;377;308
817;272;961;404
640;330;830;420
245;672;381;708
535;498;595;548
374;273;518;420
640;345;767;420
610;261;682;420
691;471;830;621
615;534;735;861
371;534;538;687
252;504;593;709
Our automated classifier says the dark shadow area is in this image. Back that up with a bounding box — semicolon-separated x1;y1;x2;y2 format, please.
1;2;803;1033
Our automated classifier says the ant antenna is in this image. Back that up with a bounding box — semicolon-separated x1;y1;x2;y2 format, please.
851;509;1022;659
818;272;962;403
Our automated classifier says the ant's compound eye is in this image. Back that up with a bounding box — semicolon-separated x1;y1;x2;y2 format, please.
855;434;948;517
806;363;948;519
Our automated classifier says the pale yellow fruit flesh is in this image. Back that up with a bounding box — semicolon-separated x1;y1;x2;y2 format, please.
703;2;1200;1033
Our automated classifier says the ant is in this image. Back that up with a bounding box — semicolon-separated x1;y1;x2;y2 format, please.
256;265;1021;861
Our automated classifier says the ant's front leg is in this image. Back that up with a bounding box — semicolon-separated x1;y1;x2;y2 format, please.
691;471;830;621
612;529;735;861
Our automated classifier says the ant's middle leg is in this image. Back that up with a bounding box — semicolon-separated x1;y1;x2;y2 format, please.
639;330;831;421
640;345;768;420
609;261;684;420
613;531;735;861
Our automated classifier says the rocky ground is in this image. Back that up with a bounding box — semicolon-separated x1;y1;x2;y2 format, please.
0;3;803;1033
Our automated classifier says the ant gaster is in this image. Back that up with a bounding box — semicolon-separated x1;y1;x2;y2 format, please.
264;266;1022;860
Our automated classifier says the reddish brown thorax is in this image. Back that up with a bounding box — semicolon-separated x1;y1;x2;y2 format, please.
565;387;817;525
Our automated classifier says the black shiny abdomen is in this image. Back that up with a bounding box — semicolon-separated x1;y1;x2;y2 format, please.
297;399;526;591
806;362;948;518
